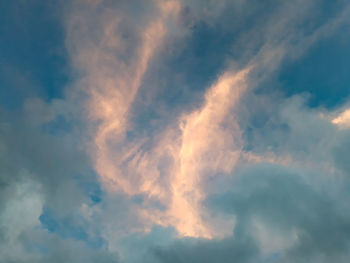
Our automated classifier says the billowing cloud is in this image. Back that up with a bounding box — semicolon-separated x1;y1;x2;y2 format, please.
153;163;350;263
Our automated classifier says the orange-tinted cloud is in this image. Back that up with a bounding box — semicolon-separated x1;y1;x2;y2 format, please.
164;68;251;237
69;0;258;238
332;109;350;129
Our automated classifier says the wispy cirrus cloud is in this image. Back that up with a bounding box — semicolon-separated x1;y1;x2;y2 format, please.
66;0;350;241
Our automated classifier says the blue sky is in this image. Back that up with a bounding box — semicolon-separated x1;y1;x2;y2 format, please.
0;1;68;108
1;1;350;262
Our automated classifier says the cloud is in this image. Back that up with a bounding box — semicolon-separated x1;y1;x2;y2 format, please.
0;95;117;261
65;0;350;241
333;109;350;129
153;163;350;263
2;0;350;262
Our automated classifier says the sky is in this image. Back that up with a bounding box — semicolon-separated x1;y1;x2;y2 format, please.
1;0;350;262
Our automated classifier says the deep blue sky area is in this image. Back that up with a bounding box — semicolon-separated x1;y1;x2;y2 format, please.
0;0;68;109
1;1;350;110
278;26;350;108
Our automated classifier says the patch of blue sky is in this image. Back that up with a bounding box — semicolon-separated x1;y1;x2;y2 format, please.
278;30;350;108
167;22;234;94
0;1;69;109
41;114;73;136
74;172;104;205
39;207;105;249
257;0;350;109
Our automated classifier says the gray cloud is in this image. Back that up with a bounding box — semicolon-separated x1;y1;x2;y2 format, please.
154;163;350;263
0;97;120;262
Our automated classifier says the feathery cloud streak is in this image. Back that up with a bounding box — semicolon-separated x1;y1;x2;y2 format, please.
67;0;257;238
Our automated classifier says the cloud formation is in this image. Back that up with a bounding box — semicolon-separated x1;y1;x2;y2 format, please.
2;0;350;262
